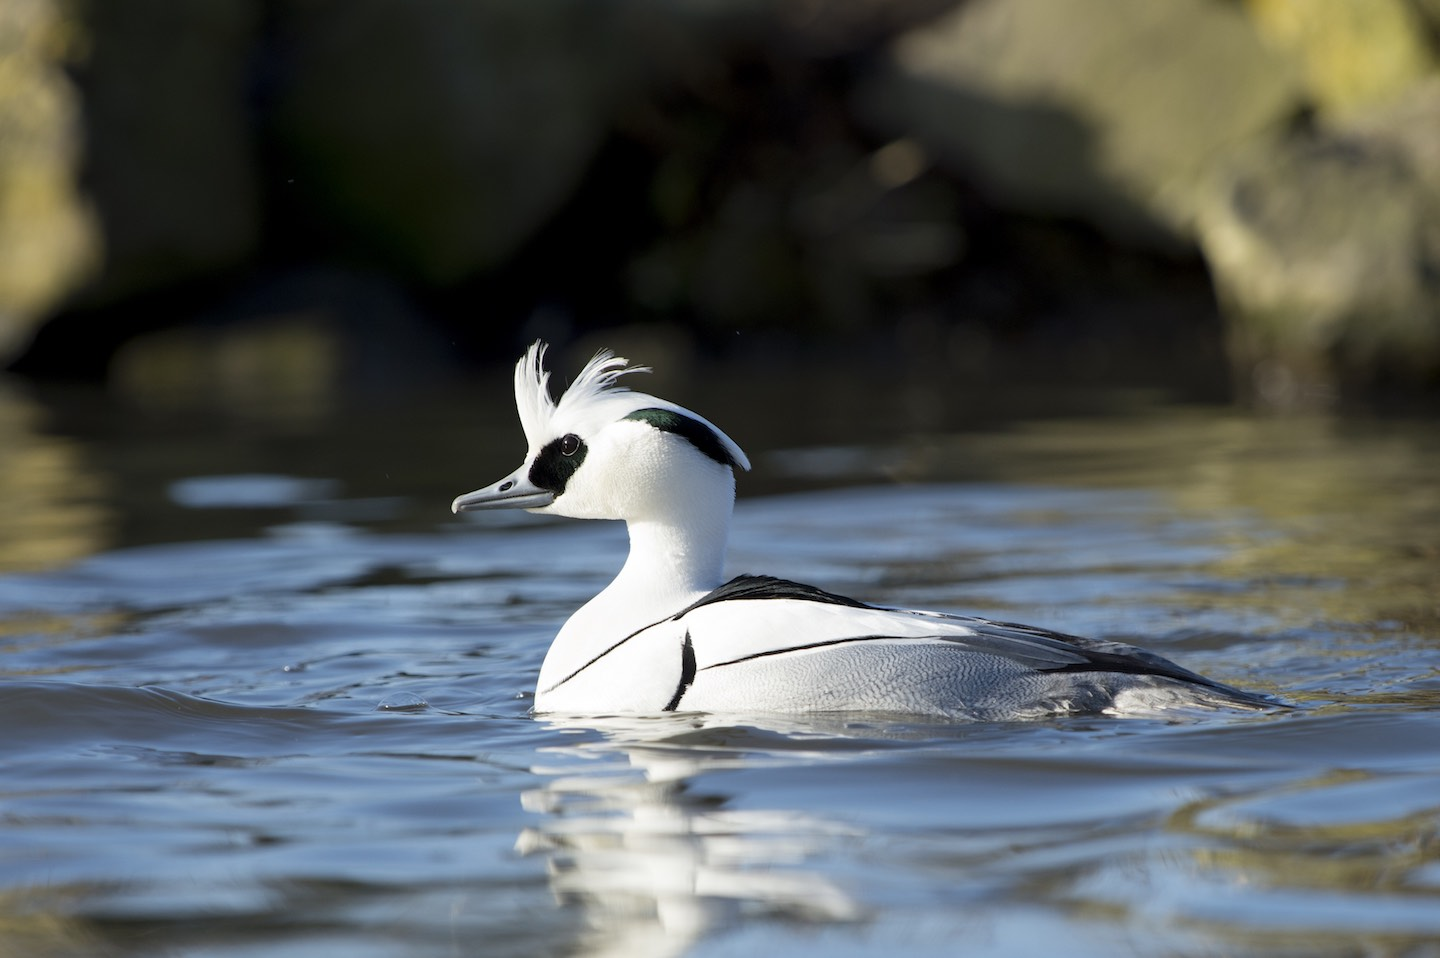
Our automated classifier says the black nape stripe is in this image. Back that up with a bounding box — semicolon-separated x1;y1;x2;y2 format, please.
662;632;697;712
623;408;741;469
675;574;872;620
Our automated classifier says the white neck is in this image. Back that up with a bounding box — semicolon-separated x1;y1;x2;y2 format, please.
611;512;728;606
536;467;735;694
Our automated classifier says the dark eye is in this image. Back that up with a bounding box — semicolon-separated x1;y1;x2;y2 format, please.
559;434;581;456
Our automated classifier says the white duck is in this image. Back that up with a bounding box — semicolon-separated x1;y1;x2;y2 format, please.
452;342;1275;719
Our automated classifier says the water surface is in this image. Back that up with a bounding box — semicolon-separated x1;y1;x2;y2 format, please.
1;372;1438;957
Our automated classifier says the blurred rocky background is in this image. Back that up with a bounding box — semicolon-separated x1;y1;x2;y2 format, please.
3;0;1440;407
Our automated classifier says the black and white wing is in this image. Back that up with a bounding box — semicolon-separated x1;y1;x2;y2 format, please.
668;575;1272;716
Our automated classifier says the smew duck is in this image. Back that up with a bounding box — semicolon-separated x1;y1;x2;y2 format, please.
452;342;1275;720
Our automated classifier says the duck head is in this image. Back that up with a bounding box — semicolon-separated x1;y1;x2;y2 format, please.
452;342;750;522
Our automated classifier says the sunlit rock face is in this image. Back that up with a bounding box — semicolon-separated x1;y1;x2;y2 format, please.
1245;0;1435;120
1196;86;1440;407
9;0;1440;404
857;0;1440;403
1192;0;1440;405
853;0;1303;247
0;0;98;364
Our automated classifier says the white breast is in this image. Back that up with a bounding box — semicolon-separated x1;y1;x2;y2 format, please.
533;597;1002;716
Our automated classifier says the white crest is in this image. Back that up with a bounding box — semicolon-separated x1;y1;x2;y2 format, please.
513;341;650;447
510;340;750;470
512;341;555;446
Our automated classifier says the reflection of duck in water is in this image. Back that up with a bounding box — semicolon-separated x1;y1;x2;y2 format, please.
517;717;862;958
453;343;1277;720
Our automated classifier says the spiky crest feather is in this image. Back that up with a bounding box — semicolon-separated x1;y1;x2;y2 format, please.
512;341;555;447
514;341;650;447
511;340;750;470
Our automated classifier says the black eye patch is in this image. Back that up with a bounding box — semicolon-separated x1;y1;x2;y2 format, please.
529;434;588;494
623;408;741;469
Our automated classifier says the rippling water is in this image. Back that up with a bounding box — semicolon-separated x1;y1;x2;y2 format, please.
1;370;1438;957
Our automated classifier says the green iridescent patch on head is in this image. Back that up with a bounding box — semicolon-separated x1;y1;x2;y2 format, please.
623;408;743;469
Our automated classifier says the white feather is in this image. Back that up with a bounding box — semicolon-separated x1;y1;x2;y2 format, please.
511;340;749;470
459;341;1275;720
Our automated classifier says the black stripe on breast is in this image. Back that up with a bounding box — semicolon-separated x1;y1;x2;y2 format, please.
540;577;865;697
662;632;697;712
537;615;671;695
